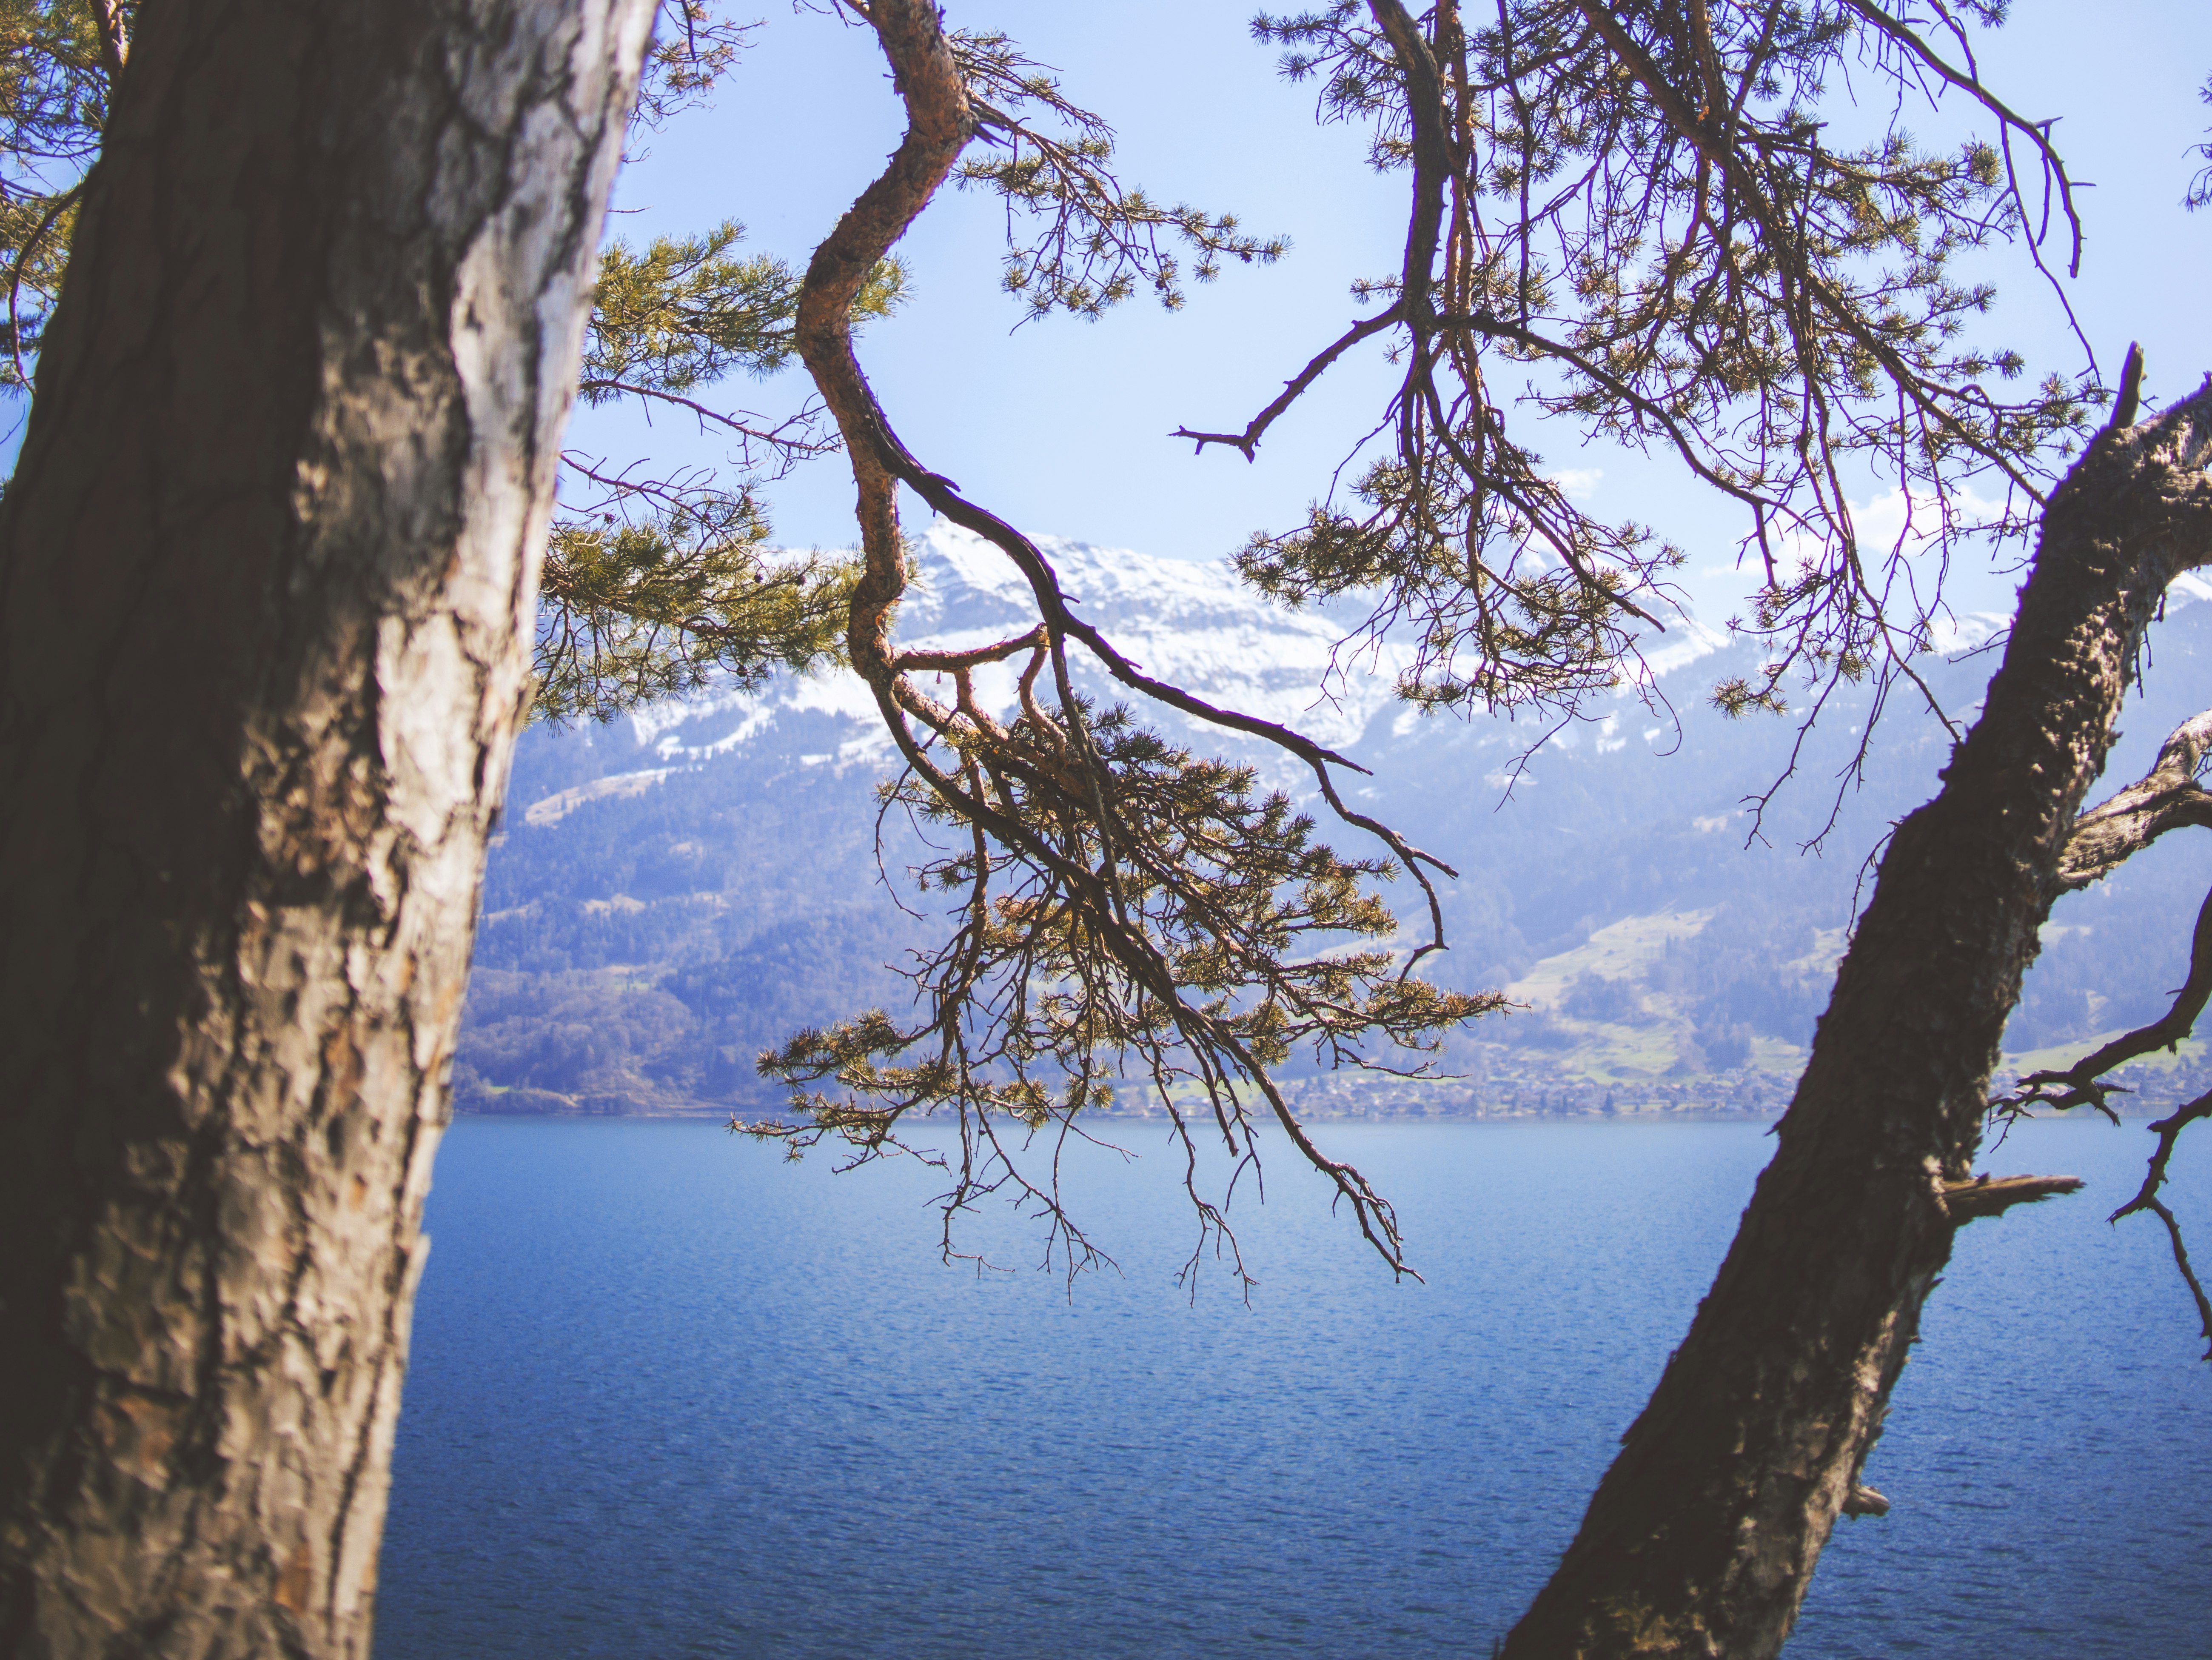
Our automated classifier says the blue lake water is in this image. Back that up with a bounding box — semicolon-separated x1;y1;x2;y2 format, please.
377;1118;2212;1658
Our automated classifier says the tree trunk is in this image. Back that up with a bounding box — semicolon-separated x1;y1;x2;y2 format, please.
0;1;653;1654
1504;374;2212;1657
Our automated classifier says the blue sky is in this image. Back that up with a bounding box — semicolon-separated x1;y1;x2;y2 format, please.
580;0;2212;628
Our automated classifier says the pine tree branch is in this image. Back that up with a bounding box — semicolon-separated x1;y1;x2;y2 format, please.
780;0;1492;1286
1836;0;2086;277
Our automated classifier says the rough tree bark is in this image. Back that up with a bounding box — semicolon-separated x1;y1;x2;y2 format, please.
1505;359;2212;1657
0;1;654;1654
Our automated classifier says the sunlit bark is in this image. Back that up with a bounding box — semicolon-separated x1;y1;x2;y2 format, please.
0;0;652;1652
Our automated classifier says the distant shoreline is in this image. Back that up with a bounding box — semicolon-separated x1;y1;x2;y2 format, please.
452;1097;2177;1124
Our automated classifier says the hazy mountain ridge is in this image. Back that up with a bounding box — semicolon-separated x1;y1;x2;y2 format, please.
456;522;2212;1120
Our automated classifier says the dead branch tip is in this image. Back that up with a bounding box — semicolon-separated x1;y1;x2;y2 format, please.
1941;1172;2084;1225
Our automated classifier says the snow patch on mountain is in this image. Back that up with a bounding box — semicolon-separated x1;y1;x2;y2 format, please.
611;521;1424;775
901;522;1417;753
1642;616;1731;679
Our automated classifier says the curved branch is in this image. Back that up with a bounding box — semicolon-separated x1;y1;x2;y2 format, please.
2007;884;2212;1122
779;0;1487;1283
2084;982;2212;1364
2105;1081;2212;1358
2058;707;2212;891
893;625;1046;673
2113;1091;2212;1220
2141;1197;2212;1361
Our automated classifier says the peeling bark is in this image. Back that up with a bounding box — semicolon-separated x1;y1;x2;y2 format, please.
1505;368;2212;1658
0;1;653;1655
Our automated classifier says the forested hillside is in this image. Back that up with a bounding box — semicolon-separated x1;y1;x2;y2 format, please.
456;522;2212;1118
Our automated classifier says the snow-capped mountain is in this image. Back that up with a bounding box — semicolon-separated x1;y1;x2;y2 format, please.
461;522;2212;1119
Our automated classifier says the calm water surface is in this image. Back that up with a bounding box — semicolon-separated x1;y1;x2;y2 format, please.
378;1118;2212;1658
